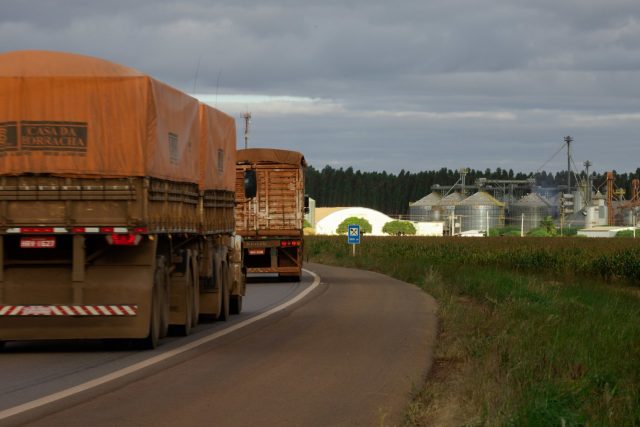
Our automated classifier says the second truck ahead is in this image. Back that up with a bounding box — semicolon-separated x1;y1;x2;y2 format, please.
235;149;307;281
0;50;245;349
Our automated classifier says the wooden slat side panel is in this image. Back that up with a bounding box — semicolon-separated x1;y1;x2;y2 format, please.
234;163;304;234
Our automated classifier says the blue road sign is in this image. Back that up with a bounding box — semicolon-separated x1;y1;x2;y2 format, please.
347;224;361;244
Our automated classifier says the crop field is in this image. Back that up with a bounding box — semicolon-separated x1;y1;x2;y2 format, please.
305;236;640;425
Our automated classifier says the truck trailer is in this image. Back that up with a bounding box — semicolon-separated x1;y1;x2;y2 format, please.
235;149;307;281
0;51;245;349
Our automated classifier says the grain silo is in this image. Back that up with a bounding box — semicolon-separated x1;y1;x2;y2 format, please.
409;192;442;221
509;193;553;232
454;191;505;232
433;192;465;221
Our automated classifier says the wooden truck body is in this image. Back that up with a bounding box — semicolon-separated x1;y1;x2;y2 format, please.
0;51;244;349
235;149;306;281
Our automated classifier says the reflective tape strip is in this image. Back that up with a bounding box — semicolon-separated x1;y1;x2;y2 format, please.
123;306;136;316
5;227;137;234
0;305;138;316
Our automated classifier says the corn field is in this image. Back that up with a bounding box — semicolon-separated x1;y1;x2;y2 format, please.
306;236;640;284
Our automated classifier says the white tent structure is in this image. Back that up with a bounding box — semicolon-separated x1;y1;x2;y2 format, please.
315;207;394;236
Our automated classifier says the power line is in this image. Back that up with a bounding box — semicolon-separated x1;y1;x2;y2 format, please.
534;142;566;174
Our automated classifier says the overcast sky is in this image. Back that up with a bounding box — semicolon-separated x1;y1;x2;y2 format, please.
3;0;639;174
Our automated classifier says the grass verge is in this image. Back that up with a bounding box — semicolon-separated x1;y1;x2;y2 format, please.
305;236;640;425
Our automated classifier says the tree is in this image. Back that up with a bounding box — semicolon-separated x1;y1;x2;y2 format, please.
382;220;417;236
527;216;557;237
336;217;373;235
539;216;557;236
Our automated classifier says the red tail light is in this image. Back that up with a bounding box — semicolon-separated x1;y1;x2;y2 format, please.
106;234;142;246
21;227;54;233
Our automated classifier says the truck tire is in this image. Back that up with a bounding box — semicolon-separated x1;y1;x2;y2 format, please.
190;253;200;328
157;259;170;339
230;295;243;315
218;264;230;321
178;266;194;337
140;286;161;349
170;252;196;337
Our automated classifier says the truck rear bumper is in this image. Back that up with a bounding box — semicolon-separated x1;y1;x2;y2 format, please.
246;266;301;274
0;265;153;341
0;314;149;340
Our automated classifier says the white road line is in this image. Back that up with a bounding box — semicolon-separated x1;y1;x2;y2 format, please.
0;269;321;421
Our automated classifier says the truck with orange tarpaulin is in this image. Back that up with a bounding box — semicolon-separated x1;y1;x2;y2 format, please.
235;148;307;281
0;51;245;349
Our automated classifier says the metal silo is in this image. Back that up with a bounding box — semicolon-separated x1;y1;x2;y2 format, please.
409;192;442;221
454;191;505;232
510;193;553;232
433;192;465;222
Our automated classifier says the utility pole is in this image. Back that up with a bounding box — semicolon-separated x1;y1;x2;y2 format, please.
242;112;251;149
584;160;592;206
564;135;573;194
459;168;469;196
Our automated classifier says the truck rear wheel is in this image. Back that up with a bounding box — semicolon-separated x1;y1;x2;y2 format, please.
190;253;200;328
174;258;194;336
176;271;193;337
218;263;230;321
140;286;161;349
230;295;243;315
157;258;170;339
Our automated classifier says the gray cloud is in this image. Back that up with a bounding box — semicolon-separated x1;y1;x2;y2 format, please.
2;0;639;174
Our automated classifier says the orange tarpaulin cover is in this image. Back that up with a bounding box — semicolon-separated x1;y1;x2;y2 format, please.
0;50;233;190
236;148;306;167
199;104;236;191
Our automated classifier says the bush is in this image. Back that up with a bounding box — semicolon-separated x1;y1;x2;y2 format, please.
616;229;637;238
336;217;373;235
527;228;553;237
489;226;521;237
382;220;417;236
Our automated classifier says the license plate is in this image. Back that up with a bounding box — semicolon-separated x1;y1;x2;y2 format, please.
20;237;56;249
248;248;265;255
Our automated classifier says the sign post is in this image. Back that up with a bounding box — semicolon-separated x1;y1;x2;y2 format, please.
347;224;360;256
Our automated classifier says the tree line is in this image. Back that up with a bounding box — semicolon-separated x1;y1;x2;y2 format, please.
305;165;640;216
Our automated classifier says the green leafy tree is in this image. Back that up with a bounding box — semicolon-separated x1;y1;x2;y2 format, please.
538;216;558;236
336;217;372;235
382;220;417;236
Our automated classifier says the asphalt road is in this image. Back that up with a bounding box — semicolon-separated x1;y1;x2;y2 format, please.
1;263;438;427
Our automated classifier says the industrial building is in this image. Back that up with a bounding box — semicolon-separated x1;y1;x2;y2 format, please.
407;162;639;236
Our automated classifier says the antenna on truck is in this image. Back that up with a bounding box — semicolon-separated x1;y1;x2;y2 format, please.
242;111;251;149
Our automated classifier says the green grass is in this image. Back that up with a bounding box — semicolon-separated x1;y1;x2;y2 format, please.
305;236;640;425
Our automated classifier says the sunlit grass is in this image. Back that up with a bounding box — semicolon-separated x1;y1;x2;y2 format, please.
305;236;640;425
